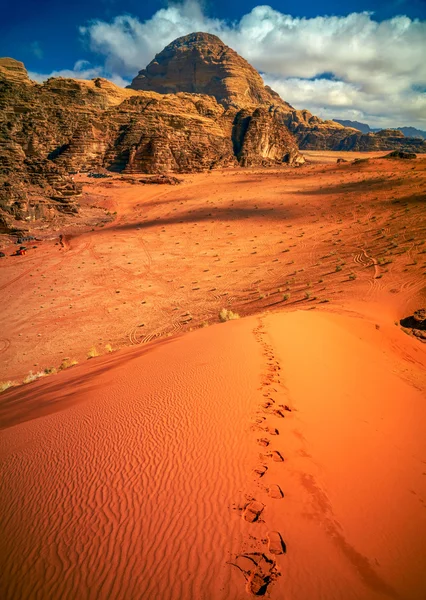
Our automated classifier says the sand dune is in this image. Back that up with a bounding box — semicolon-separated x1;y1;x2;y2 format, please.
1;156;425;382
1;309;425;599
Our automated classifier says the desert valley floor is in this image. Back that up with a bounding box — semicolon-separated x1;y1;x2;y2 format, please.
1;151;426;599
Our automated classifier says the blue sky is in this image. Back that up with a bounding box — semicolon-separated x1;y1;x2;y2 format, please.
2;0;426;128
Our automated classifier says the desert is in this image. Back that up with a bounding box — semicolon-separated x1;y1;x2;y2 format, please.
1;10;426;600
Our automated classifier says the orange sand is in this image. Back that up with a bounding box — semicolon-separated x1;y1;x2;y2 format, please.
0;309;425;599
0;155;425;381
1;153;426;599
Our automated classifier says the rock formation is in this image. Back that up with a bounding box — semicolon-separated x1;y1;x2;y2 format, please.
130;32;292;111
130;33;426;154
1;32;425;232
270;108;426;153
0;49;302;231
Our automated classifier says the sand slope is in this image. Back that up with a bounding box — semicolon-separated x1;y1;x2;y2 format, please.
1;309;425;599
1;156;425;382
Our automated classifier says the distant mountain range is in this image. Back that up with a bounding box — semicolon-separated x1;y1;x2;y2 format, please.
333;119;426;140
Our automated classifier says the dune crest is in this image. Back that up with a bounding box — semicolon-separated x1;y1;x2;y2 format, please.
1;309;425;599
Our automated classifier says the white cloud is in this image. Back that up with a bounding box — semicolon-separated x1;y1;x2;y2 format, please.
264;76;426;129
35;1;426;129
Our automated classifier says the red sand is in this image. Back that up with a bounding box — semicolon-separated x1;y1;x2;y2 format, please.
1;153;426;599
1;309;425;599
0;155;425;381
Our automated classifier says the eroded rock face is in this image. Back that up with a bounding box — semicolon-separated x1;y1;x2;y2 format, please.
0;45;303;231
400;310;426;342
2;31;424;232
129;32;292;111
283;108;426;153
129;33;426;154
233;107;303;166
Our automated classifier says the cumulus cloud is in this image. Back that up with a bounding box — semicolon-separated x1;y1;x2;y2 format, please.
37;1;426;128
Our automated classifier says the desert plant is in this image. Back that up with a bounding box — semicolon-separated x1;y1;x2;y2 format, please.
44;366;57;375
336;265;342;272
0;381;18;393
105;344;113;353
348;273;357;280
59;357;78;371
283;294;290;301
219;308;240;322
87;347;99;359
23;371;46;384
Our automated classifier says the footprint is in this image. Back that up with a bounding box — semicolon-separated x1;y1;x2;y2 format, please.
257;438;270;447
267;531;286;555
231;553;278;596
269;451;285;462
273;409;286;419
266;427;279;436
268;484;284;499
254;465;268;478
243;500;265;523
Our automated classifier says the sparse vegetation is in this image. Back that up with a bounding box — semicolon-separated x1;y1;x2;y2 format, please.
283;293;290;301
59;357;78;371
87;347;99;359
105;344;113;353
23;370;46;384
219;308;240;322
0;381;18;393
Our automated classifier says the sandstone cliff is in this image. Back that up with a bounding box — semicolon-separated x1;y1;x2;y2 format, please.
2;32;425;232
285;110;426;152
130;32;292;111
0;54;301;232
130;33;426;154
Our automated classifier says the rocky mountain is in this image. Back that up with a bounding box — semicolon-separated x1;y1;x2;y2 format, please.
397;127;426;140
0;50;302;232
333;119;372;133
129;33;426;154
334;119;426;141
1;32;425;232
130;32;292;111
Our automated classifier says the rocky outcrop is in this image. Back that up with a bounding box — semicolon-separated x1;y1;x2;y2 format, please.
283;109;426;152
385;150;417;159
0;57;31;84
400;309;426;342
130;32;292;111
233;107;304;166
2;32;424;232
129;33;426;154
0;49;303;232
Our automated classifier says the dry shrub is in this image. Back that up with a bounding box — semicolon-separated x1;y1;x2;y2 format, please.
219;308;240;322
0;381;18;393
59;357;78;370
87;347;99;359
23;371;46;384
